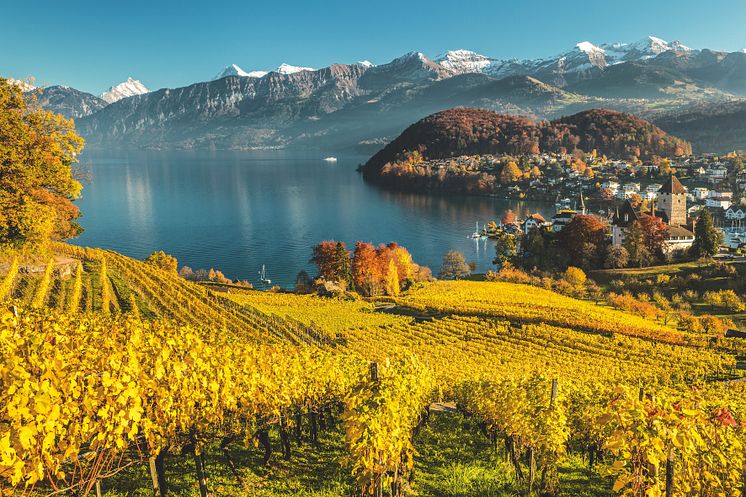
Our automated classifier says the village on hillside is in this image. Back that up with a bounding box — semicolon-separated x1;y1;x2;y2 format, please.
426;151;746;259
438;150;746;274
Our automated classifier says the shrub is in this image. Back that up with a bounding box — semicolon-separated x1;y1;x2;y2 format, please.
699;314;733;336
655;274;670;285
554;279;575;296
607;292;661;320
487;262;531;284
145;251;178;274
704;290;746;312
563;266;587;287
678;312;705;333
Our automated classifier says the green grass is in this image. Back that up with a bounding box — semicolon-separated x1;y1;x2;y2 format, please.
98;425;352;497
86;412;611;497
414;414;612;497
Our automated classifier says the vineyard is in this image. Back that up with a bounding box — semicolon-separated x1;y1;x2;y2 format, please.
1;245;746;496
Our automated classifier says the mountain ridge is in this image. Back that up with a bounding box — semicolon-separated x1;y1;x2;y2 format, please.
7;34;746;152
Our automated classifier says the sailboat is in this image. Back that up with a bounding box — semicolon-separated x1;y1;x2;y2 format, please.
258;265;271;285
470;221;482;239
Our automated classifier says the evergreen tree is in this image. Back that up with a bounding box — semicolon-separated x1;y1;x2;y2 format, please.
690;209;722;258
521;229;547;270
334;241;353;288
493;234;518;267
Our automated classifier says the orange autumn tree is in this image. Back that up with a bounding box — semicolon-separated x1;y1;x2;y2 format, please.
352;241;381;295
638;215;669;260
0;78;85;250
316;240;422;296
310;240;352;286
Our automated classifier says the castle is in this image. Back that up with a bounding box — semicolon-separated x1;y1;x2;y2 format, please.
611;176;695;253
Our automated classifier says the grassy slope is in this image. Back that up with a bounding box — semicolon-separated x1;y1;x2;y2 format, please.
591;260;746;329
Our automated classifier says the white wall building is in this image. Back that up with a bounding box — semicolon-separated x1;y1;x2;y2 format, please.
706;191;733;210
692;187;710;200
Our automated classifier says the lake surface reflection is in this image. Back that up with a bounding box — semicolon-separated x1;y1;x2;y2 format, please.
73;150;555;287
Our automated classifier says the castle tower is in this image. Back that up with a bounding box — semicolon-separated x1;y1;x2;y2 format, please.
657;176;687;226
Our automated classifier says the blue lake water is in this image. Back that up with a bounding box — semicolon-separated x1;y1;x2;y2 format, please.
73;150;555;288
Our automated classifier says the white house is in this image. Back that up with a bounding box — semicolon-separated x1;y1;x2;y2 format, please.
706;191;733;210
706;167;728;184
665;226;696;253
623;183;641;196
522;213;548;234
551;210;577;232
617;182;641;199
602;181;620;192
692;187;710;200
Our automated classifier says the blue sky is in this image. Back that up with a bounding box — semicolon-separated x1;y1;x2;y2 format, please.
2;0;745;95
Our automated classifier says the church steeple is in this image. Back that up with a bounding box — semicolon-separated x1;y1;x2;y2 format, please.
579;190;586;215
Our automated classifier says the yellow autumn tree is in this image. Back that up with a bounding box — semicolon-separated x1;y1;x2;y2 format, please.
499;161;522;184
384;259;400;296
0;78;85;250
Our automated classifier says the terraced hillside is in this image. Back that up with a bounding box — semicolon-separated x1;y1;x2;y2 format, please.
3;244;333;346
225;285;734;388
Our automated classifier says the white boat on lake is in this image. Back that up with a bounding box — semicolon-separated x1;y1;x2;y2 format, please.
323;157;338;162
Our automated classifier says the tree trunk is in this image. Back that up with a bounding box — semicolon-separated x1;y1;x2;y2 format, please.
665;448;674;497
318;409;327;431
309;411;319;446
148;448;168;497
219;437;242;484
294;410;303;444
279;416;292;460
507;437;524;482
258;429;272;466
192;450;209;497
155;450;168;496
528;448;536;494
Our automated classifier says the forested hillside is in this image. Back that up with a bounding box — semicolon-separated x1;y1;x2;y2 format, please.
363;107;691;181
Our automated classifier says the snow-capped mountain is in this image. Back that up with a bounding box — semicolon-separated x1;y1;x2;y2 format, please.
371;51;453;81
428;36;697;87
435;50;495;74
100;77;150;104
213;64;268;80
7;78;36;92
358;60;375;68
40;34;746;153
276;63;314;75
601;36;691;64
